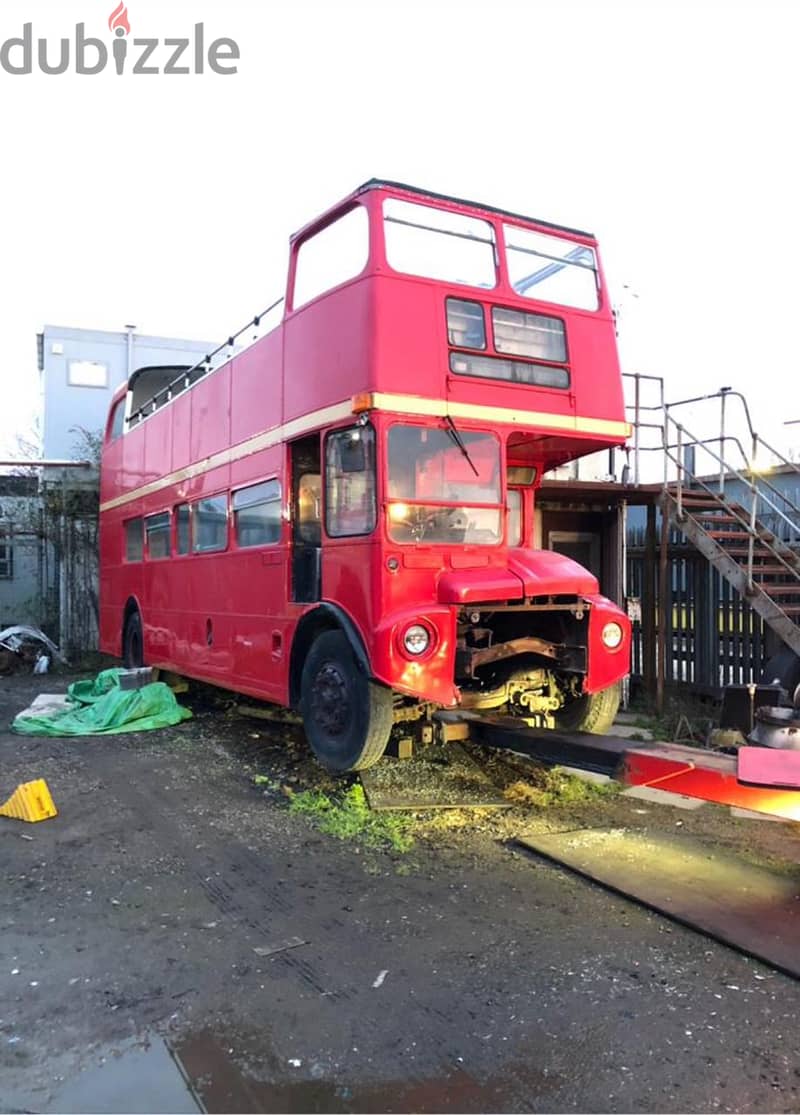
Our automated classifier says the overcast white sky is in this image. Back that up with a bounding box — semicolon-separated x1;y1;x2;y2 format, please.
1;0;799;461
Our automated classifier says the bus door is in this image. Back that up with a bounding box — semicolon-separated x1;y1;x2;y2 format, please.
290;435;322;603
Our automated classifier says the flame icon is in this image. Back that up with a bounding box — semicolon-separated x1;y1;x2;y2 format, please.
108;2;131;35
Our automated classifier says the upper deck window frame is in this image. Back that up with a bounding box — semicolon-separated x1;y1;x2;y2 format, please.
291;203;371;312
382;197;499;292
502;223;601;311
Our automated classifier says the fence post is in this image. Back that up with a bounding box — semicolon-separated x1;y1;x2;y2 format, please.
719;389;727;495
657;499;669;715
643;503;657;699
634;374;641;486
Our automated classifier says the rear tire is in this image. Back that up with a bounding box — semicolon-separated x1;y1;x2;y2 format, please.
122;611;144;669
300;630;393;772
554;682;621;735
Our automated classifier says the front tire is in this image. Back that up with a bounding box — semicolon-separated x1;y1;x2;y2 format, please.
300;630;393;772
554;682;621;735
122;610;144;669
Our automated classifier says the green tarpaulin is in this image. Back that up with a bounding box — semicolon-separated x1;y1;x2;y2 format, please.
12;670;192;736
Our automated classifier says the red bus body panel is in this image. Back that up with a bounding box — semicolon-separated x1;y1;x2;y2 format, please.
99;181;631;709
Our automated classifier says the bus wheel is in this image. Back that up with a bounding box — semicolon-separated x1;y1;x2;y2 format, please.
554;682;620;735
300;631;393;771
123;610;144;669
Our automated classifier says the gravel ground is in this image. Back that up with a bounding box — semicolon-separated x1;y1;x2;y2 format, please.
2;672;800;1113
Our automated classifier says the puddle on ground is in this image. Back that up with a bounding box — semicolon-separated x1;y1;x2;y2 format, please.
40;1036;201;1114
172;1029;558;1114
15;1028;556;1114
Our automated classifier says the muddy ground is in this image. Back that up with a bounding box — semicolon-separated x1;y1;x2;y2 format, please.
2;672;800;1114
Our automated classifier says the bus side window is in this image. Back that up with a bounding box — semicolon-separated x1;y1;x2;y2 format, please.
192;495;228;553
145;512;171;559
233;480;282;547
125;518;143;561
507;489;522;546
176;504;190;555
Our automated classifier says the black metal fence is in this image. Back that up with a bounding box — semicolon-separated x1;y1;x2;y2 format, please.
627;524;768;696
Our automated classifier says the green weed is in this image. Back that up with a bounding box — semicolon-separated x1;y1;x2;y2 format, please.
288;784;414;853
504;767;620;808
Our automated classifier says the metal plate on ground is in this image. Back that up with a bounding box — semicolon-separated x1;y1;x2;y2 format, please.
739;746;800;789
361;743;510;811
517;828;800;978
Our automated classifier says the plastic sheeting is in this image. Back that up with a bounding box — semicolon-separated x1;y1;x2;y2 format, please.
12;670;192;736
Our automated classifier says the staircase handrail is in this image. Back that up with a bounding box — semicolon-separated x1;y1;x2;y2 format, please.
663;412;800;589
660;432;800;525
664;415;800;542
664;388;800;482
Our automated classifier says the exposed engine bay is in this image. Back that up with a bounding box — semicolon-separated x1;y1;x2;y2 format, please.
455;599;590;727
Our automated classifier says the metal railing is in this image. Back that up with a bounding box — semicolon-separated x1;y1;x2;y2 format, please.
663;387;800;493
623;375;800;489
662;414;800;590
128;296;285;427
622;372;665;486
622;374;800;594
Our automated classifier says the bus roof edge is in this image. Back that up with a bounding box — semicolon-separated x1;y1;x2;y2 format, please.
356;178;595;240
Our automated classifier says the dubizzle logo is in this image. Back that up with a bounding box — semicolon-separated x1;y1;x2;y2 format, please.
0;5;240;76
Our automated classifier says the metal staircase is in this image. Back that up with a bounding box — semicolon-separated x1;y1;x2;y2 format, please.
657;391;800;658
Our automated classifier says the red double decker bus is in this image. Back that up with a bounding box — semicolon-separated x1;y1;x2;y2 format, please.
99;180;631;770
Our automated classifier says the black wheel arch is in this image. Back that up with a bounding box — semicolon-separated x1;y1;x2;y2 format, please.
289;603;370;708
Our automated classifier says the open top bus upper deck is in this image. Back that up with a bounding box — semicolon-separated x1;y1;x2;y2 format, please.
102;179;629;509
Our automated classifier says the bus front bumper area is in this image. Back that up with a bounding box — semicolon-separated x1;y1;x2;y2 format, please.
368;592;631;707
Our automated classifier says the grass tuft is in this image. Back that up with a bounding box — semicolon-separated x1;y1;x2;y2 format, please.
504;767;620;808
288;783;414;853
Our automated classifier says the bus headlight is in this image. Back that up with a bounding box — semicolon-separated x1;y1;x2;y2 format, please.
601;621;624;650
402;623;431;656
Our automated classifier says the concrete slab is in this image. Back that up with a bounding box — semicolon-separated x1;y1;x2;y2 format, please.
612;724;655;741
555;765;614;786
622;784;706;810
613;711;643;725
730;807;790;824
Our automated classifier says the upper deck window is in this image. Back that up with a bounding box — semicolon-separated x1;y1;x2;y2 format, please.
492;307;566;363
384;199;497;289
293;205;369;310
446;298;486;349
503;225;599;310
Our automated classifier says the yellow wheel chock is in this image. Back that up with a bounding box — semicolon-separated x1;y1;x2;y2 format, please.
0;779;58;823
